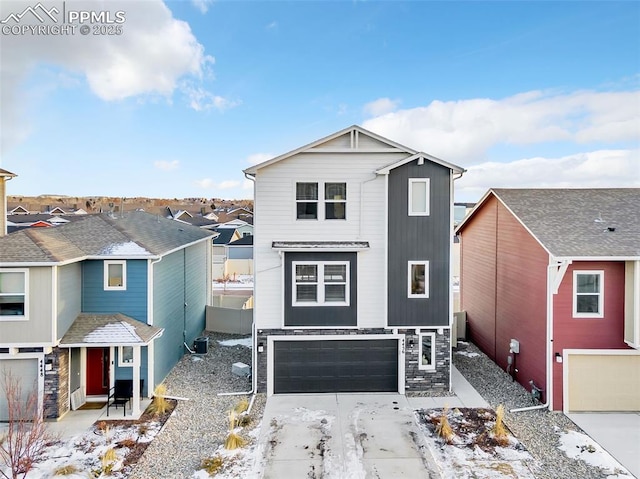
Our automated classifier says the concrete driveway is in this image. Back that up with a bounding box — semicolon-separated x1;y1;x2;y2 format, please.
254;393;440;479
567;412;640;478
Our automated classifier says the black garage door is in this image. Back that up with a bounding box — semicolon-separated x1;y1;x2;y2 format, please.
274;339;399;393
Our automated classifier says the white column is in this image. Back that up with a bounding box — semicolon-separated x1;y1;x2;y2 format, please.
131;346;141;416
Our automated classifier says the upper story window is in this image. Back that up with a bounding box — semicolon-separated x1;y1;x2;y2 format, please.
408;261;429;298
573;271;604;318
296;182;347;220
408;178;430;216
296;182;318;219
325;183;347;219
0;269;28;320
104;261;127;291
293;261;349;306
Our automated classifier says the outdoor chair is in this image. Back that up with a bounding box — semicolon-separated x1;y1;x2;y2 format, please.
106;379;133;417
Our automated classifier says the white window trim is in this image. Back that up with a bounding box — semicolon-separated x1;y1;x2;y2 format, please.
118;345;135;367
418;332;436;370
292;261;350;307
0;268;29;321
294;181;347;221
573;270;604;318
408;261;429;298
104;260;127;291
408;178;430;216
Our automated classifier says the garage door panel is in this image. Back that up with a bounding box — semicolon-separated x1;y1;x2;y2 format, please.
274;339;399;394
0;358;39;421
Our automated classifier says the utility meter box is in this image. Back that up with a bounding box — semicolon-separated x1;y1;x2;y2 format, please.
509;339;520;354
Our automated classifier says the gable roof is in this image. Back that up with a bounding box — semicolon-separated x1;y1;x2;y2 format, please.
376;152;465;175
0;168;16;178
0;211;215;265
227;235;253;246
243;125;417;175
456;188;640;259
212;228;238;245
59;313;163;347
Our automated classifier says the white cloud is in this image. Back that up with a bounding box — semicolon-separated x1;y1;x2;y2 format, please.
0;0;218;154
266;21;278;30
191;0;213;14
363;89;640;164
456;149;640;201
246;153;273;165
153;160;180;171
218;180;239;189
182;83;240;112
363;97;400;116
194;178;240;190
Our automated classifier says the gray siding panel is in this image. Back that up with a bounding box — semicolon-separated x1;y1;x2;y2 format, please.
388;161;451;327
153;242;207;385
284;252;357;327
57;263;81;339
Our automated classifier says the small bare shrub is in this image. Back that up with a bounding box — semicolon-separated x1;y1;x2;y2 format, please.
233;398;249;414
53;464;80;476
200;456;224;475
137;424;149;437
224;411;246;450
95;421;108;432
492;404;509;446
237;414;252;427
435;406;454;444
116;437;137;449
149;384;169;416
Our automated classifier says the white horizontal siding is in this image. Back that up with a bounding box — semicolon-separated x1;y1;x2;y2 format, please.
254;151;406;330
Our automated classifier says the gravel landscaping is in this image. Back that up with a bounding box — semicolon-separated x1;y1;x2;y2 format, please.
124;333;621;479
128;331;265;479
453;341;616;479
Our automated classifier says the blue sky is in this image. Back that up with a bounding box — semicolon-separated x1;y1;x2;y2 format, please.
1;0;638;202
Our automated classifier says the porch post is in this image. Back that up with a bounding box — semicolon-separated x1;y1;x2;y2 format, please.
131;346;141;416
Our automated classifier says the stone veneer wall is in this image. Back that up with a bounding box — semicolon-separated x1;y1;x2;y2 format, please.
43;348;69;419
402;328;450;393
255;328;450;394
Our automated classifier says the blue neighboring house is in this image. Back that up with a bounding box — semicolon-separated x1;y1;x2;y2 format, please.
0;211;214;420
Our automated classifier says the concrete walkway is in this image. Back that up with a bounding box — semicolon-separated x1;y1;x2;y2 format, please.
568;412;640;478
254;366;488;479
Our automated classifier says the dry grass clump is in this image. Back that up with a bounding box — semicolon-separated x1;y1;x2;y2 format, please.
116;437;137;449
149;384;170;416
53;464;80;476
234;397;249;414
435;406;454;443
492;404;509;446
224;411;247;450
200;456;224;475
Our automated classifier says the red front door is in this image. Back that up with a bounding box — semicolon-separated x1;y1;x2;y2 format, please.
86;348;109;395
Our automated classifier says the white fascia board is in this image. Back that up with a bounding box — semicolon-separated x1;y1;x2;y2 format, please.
552;255;640;262
376;152;465;175
244;125;418;175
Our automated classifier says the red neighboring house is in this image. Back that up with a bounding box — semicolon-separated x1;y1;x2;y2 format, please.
456;188;640;412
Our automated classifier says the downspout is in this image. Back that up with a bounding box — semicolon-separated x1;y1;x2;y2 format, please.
148;256;163;393
218;172;257;411
511;260;569;413
450;170;464;392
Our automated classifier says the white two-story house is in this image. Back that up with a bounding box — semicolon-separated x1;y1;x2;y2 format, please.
244;125;465;395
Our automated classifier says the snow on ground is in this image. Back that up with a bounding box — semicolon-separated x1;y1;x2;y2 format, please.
557;429;633;478
1;418;165;479
455;351;480;358
218;337;252;348
213;275;254;290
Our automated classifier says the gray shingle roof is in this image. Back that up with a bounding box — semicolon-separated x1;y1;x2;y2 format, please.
0;211;215;264
490;188;640;258
59;313;163;346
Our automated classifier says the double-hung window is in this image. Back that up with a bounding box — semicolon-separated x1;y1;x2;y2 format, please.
325;183;347;220
408;261;429;298
296;183;319;219
293;261;349;306
0;269;28;319
104;261;127;290
573;271;604;318
296;182;347;220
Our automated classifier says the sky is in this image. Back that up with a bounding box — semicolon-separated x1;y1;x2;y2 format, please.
0;0;638;203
